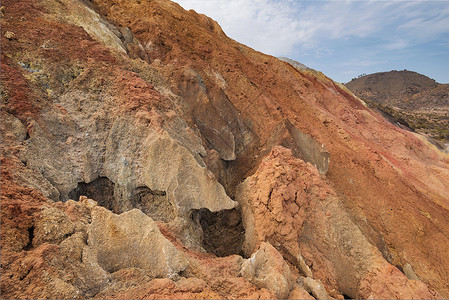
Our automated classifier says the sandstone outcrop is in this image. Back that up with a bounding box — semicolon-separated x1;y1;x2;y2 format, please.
86;207;189;277
2;0;449;298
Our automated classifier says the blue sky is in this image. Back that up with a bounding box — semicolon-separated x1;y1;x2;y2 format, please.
174;0;449;84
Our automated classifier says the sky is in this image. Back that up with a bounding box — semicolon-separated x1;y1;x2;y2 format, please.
174;0;449;84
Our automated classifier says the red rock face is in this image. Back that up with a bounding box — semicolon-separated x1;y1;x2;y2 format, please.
237;146;439;299
1;0;448;298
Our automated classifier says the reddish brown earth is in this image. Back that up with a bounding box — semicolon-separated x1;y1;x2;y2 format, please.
1;0;449;299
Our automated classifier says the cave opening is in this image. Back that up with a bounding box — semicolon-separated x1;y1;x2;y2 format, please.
68;177;116;211
68;179;174;222
24;226;35;251
192;207;245;257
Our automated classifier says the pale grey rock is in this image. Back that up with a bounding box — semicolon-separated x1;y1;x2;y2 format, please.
103;115;236;216
278;57;310;71
47;0;127;54
267;119;329;173
21;89;235;248
119;26;134;44
403;263;420;281
178;68;259;161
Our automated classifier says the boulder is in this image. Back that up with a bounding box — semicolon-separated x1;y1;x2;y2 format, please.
86;206;189;278
299;277;331;300
241;242;295;299
33;206;75;246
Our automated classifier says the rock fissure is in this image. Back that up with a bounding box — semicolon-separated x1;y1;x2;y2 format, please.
23;226;35;251
191;207;245;257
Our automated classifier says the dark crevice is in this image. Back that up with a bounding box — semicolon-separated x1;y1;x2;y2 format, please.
395;264;405;274
68;179;173;222
68;177;115;210
24;226;35;251
19;266;32;280
62;232;73;241
191;208;245;257
276;244;309;277
343;294;352;299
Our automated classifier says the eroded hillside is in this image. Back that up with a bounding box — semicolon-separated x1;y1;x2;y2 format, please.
1;0;449;299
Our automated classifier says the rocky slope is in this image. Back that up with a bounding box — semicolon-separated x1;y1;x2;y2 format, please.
1;0;449;299
346;70;449;141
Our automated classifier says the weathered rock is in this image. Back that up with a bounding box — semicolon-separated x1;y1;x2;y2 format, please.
178;68;237;161
358;263;439;299
43;0;127;54
288;285;315;300
4;31;15;40
236;146;325;258
33;206;75;246
86;206;189;278
139;130;236;214
21;87;236;248
97;277;222;299
237;146;439;299
265;119;330;173
2;0;449;298
241;242;295;299
1;111;27;142
119;26;134;44
299;277;331;300
403;263;420;281
1;112;60;200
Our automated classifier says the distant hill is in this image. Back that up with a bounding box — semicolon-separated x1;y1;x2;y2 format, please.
345;70;449;141
345;70;449;111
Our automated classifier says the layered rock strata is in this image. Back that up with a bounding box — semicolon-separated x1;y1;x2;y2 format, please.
1;0;449;298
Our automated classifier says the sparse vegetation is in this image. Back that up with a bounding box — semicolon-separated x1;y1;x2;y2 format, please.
364;99;449;142
351;73;367;81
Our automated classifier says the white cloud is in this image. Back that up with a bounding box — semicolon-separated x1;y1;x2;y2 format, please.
174;0;449;58
384;40;409;50
175;0;307;55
